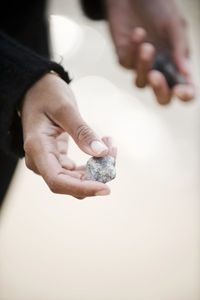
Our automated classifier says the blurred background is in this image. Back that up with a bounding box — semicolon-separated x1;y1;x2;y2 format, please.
0;0;200;299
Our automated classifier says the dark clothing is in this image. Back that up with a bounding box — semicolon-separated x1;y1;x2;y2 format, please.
0;0;70;205
81;0;105;20
0;1;50;56
0;32;71;157
0;0;104;205
0;1;70;158
0;151;18;205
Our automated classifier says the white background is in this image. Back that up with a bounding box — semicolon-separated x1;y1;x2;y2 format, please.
0;0;200;299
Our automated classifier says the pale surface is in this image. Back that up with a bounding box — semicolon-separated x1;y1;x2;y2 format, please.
0;1;200;300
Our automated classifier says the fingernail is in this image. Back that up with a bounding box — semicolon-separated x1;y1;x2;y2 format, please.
90;141;108;155
95;190;110;196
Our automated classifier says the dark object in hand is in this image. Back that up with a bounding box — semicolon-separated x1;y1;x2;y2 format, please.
152;51;185;88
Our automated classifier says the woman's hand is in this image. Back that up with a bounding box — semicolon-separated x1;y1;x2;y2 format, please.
21;73;116;199
105;0;195;104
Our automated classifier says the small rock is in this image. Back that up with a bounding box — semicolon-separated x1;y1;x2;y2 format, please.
86;155;116;183
153;51;185;88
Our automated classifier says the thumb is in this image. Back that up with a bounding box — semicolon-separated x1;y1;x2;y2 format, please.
70;119;109;157
51;101;108;157
169;21;190;77
173;45;190;78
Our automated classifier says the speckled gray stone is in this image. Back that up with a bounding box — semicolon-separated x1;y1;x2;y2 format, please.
86;155;116;183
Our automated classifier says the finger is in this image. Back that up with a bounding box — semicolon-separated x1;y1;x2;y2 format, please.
117;27;147;69
48;173;110;198
148;70;171;105
30;138;110;197
76;165;86;171
59;154;76;170
102;136;113;148
131;27;147;44
53;174;110;198
131;27;147;69
56;132;69;154
173;50;192;86
58;169;86;180
110;147;117;160
169;19;191;78
174;56;191;78
172;84;195;101
135;43;155;88
102;136;117;159
171;31;190;77
75;165;87;180
57;132;76;170
49;98;108;158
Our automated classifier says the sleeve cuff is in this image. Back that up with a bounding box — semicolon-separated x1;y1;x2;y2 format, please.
0;32;71;157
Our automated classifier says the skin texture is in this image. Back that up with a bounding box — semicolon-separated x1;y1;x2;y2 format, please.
21;0;194;198
22;73;117;199
105;0;195;104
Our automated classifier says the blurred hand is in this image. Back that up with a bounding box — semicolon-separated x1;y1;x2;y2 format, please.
22;73;116;199
105;0;195;104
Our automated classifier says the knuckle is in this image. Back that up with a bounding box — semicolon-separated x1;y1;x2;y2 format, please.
118;56;132;69
141;43;155;61
117;47;133;69
76;124;95;143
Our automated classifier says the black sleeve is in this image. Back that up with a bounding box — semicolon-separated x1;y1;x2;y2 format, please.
80;0;106;20
0;32;71;158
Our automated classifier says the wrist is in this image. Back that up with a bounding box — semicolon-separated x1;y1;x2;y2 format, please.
17;70;61;118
